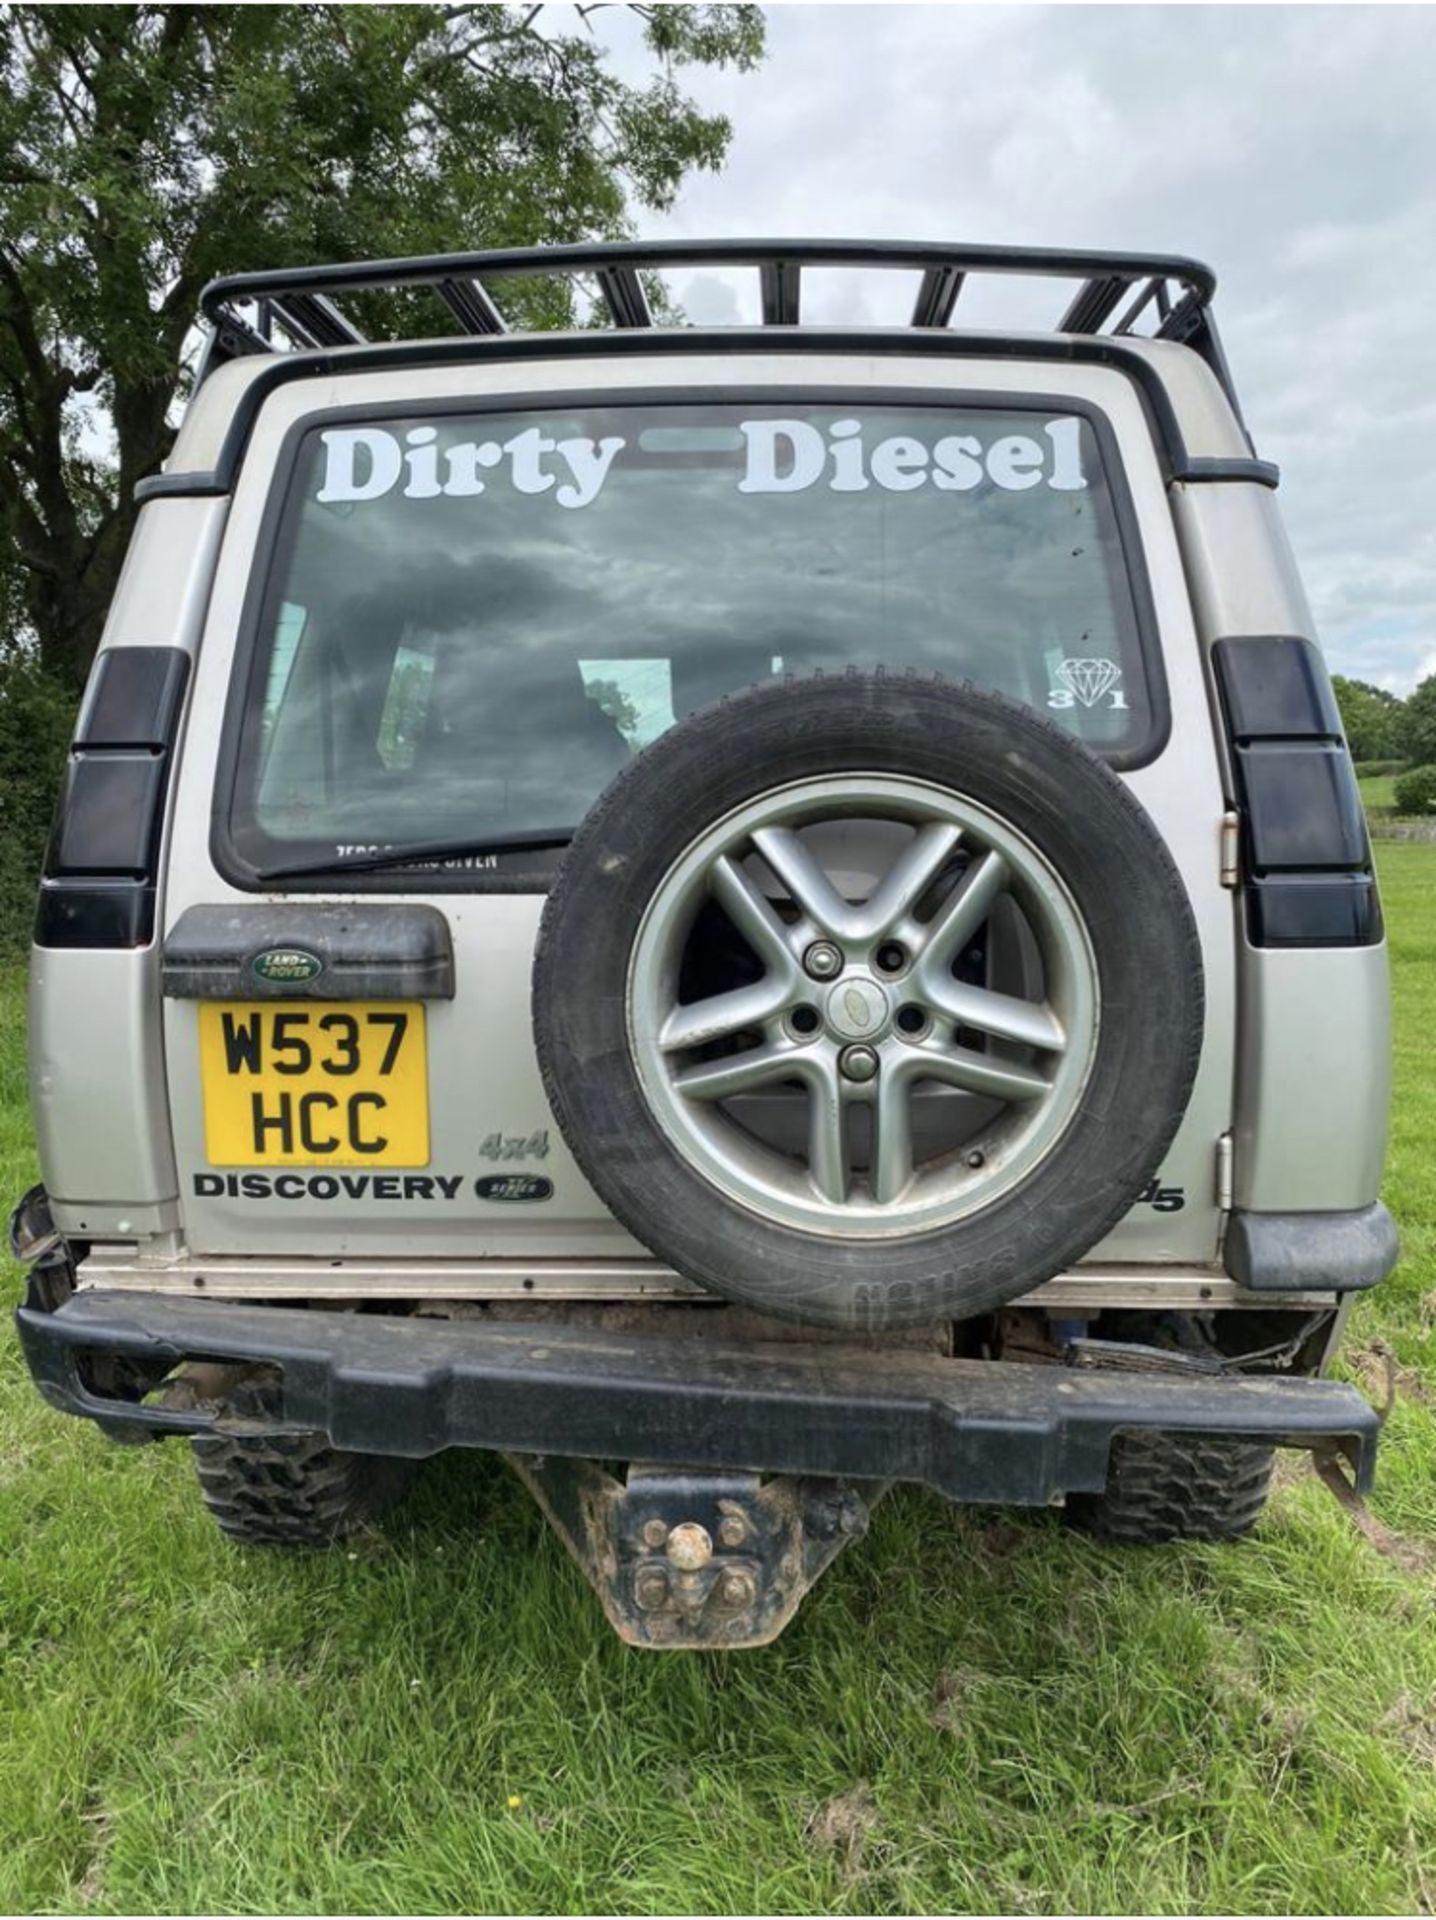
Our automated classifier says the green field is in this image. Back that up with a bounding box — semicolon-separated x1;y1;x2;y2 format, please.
1359;773;1400;814
2;848;1435;1915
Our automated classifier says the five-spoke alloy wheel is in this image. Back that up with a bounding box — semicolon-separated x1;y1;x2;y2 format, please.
628;775;1099;1236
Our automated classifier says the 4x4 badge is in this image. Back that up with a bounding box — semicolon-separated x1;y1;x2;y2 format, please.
250;946;324;985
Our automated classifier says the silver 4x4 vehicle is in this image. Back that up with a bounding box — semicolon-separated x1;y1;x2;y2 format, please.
12;240;1399;1648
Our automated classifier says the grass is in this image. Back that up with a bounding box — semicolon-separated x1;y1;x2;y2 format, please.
1;848;1435;1914
1359;772;1400;814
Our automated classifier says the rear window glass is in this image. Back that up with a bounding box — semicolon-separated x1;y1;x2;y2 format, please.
226;401;1158;879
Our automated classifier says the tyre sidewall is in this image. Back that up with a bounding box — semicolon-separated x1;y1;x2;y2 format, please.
534;673;1203;1330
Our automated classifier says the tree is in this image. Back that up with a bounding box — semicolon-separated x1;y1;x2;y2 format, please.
1398;673;1436;769
1330;674;1403;763
0;3;765;689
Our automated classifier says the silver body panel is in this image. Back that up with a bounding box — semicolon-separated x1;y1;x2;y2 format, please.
28;336;1387;1308
1171;481;1392;1212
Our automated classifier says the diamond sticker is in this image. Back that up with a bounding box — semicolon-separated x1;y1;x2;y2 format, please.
1055;658;1122;708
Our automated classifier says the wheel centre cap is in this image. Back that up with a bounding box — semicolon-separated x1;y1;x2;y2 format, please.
824;976;892;1041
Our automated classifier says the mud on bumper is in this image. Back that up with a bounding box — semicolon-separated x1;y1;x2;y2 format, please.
16;1284;1378;1503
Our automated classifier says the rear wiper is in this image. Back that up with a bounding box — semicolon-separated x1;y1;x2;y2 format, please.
252;827;575;883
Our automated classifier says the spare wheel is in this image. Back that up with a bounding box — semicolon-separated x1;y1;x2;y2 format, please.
533;672;1203;1330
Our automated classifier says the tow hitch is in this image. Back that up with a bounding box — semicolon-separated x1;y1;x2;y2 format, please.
508;1457;880;1649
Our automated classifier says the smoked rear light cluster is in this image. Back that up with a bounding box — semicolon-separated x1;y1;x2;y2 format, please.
35;646;190;949
1213;635;1379;947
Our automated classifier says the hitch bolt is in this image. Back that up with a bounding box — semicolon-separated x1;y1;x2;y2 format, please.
717;1514;748;1548
839;1044;879;1083
718;1566;757;1610
803;941;843;981
635;1568;670;1612
666;1522;713;1572
640;1518;669;1549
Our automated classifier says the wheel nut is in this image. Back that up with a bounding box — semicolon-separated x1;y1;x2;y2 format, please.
717;1514;748;1548
839;1044;879;1083
640;1517;669;1549
804;941;843;981
665;1522;713;1571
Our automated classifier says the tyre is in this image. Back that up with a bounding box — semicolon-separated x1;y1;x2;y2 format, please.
534;670;1204;1330
191;1383;417;1548
1066;1431;1274;1543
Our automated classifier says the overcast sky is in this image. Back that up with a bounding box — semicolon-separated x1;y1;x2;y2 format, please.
598;3;1436;692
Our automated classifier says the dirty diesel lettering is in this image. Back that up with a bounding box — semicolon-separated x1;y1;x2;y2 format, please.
313;415;1088;512
220;1012;263;1074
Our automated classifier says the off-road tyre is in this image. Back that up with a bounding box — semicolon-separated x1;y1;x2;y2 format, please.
191;1385;418;1548
1066;1431;1275;1543
534;670;1205;1330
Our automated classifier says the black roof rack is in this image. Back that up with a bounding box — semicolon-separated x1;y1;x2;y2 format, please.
198;236;1239;408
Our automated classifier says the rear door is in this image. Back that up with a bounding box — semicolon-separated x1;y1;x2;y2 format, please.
161;351;1232;1268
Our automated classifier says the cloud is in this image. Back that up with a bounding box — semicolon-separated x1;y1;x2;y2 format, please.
597;3;1436;688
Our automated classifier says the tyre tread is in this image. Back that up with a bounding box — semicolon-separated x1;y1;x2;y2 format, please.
1067;1429;1274;1543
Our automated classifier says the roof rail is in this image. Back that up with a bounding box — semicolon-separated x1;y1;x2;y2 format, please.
198;236;1238;406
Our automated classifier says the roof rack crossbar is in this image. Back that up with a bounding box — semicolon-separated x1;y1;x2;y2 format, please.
1057;275;1130;336
436;277;507;336
1112;277;1161;336
912;265;965;329
595;265;653;329
266;291;365;351
760;259;800;326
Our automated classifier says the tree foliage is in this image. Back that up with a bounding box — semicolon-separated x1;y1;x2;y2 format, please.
1330;674;1402;763
1397;673;1436;770
0;646;74;942
0;2;764;687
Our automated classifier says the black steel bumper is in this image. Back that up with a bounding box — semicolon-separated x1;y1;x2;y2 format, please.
15;1287;1378;1501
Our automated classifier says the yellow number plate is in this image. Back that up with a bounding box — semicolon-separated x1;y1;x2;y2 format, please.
198;1001;429;1167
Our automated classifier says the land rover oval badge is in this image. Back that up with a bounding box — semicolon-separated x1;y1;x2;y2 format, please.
250;946;324;986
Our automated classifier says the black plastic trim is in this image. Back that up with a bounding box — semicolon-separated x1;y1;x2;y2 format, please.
1236;743;1370;871
209;385;1170;896
1178;455;1280;489
133;326;1278;507
15;1289;1378;1497
1212;636;1379;948
1214;635;1343;740
47;754;167;876
1245;873;1381;948
1225;1203;1399;1294
34;881;156;950
134;470;225;503
161;903;455;1000
75;647;191;748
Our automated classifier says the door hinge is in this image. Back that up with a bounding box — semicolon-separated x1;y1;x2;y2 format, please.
1216;1132;1235;1211
1220;811;1241;888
